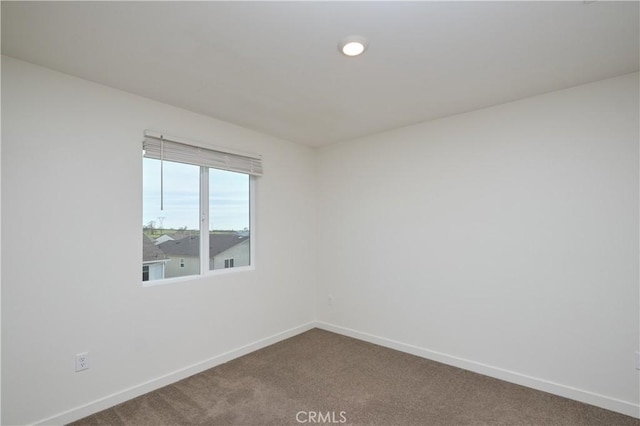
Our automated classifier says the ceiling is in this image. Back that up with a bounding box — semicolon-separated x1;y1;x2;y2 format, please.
2;1;638;147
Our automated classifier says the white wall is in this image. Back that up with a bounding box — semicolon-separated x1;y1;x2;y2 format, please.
2;55;638;423
0;54;3;426
1;56;317;425
317;73;639;416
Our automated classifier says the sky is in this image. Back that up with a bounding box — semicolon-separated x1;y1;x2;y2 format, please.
143;158;250;231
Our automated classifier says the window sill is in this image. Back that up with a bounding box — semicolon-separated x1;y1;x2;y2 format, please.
141;265;255;287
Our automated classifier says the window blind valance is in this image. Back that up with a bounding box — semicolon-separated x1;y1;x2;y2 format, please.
142;130;263;176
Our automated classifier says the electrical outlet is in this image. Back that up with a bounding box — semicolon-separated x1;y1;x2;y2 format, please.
75;352;89;372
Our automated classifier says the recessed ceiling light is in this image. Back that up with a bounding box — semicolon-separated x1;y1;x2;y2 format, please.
338;36;367;57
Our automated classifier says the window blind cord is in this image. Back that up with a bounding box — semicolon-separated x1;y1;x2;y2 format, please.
160;136;164;211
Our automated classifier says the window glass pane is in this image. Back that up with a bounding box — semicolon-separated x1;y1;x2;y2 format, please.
142;265;150;282
209;169;250;270
143;158;200;280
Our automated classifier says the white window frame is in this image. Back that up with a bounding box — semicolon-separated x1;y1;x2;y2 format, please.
142;131;258;287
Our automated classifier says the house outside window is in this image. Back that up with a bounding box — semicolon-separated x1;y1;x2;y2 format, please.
143;234;168;281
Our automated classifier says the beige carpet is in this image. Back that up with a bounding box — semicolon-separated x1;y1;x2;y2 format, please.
71;329;639;425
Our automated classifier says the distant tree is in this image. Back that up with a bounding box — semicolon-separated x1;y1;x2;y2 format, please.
146;220;156;235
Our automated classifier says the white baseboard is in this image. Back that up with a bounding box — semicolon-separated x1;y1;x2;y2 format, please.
315;321;640;419
32;320;640;424
35;322;316;426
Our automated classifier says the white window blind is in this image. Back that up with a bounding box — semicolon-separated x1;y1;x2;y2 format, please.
142;130;263;176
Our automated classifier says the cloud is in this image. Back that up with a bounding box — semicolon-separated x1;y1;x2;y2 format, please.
143;158;250;230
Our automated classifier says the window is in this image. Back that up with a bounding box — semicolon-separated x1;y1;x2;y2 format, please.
142;265;149;281
142;131;261;283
